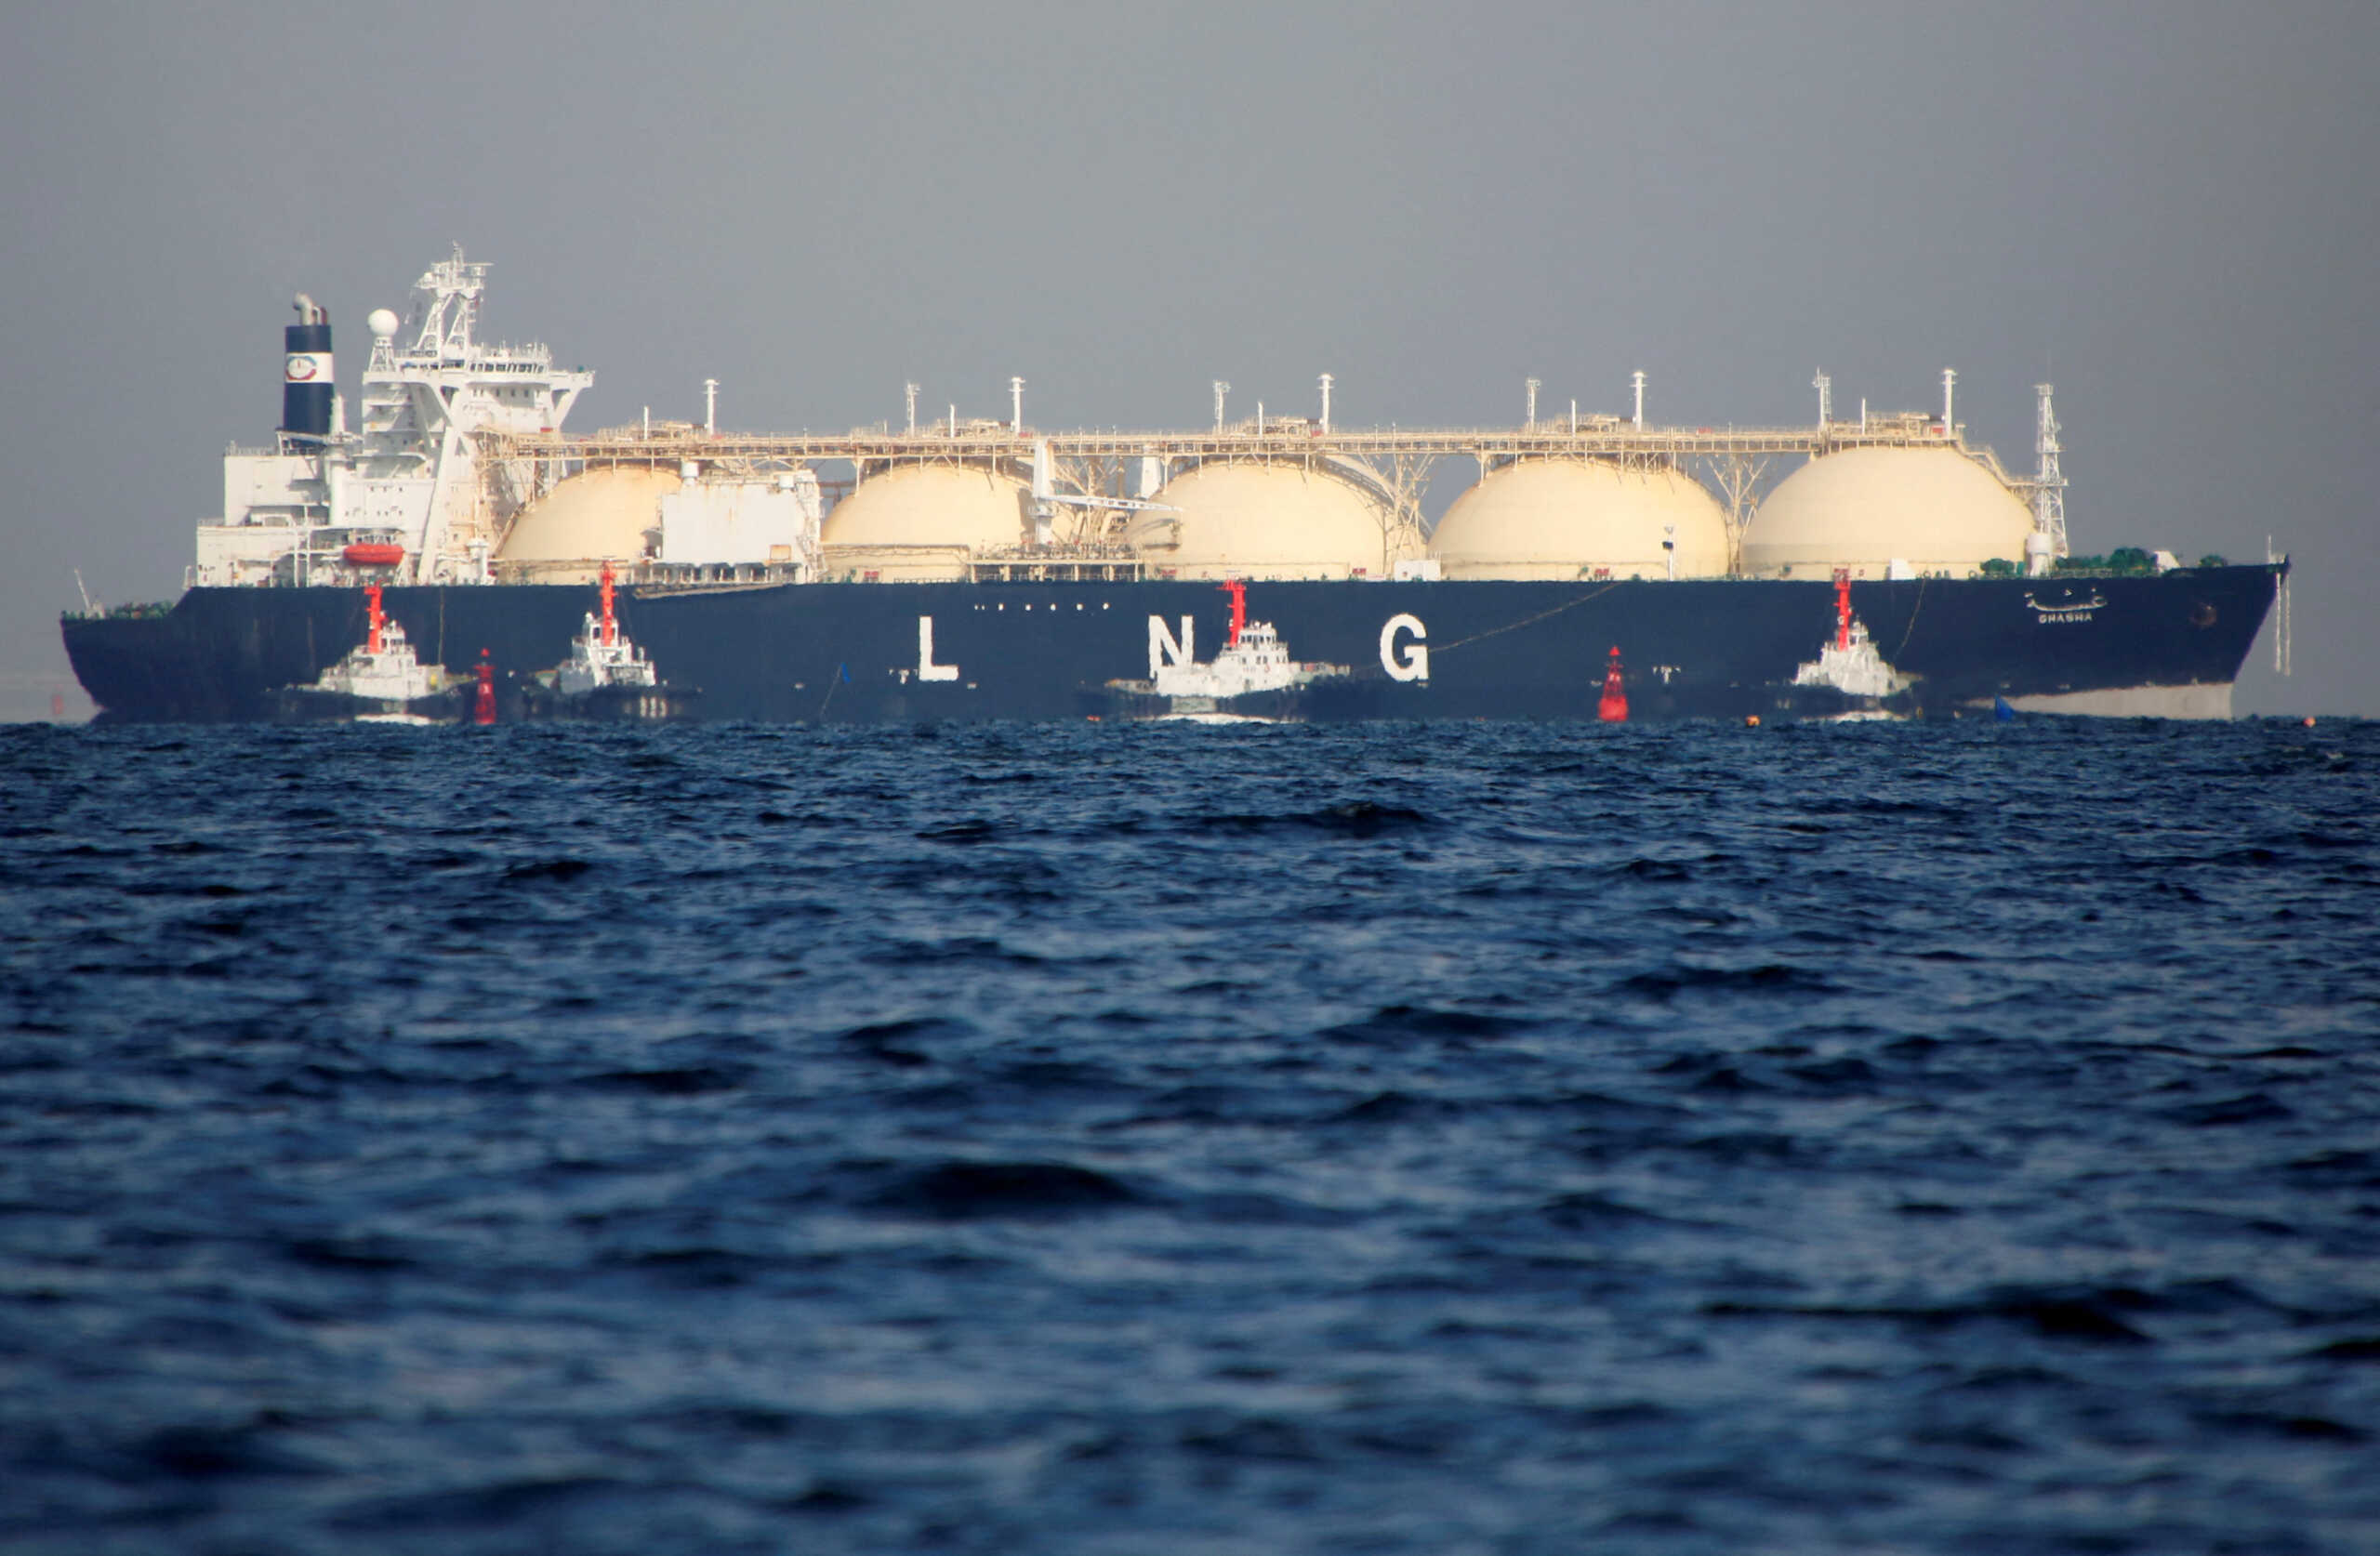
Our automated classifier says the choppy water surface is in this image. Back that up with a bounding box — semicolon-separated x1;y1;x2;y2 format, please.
2;718;2376;1554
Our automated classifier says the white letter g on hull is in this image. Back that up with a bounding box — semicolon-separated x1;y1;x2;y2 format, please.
1381;613;1428;682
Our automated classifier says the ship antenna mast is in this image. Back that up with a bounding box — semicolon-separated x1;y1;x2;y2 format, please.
2033;383;2068;557
409;244;488;359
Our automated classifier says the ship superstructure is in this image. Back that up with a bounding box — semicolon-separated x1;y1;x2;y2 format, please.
195;247;590;589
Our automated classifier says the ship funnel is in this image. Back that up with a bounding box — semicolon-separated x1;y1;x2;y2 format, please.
281;295;334;440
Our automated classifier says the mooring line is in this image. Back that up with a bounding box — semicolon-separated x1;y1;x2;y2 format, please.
1433;582;1624;654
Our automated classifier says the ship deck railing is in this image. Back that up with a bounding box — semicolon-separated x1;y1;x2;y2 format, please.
971;548;1147;584
62;601;176;621
485;420;2003;468
629;561;805;590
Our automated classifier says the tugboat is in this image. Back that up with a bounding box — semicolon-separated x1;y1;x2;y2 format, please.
523;562;699;721
1792;572;1914;719
1096;580;1350;722
275;584;453;722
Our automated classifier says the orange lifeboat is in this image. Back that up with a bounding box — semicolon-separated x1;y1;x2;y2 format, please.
342;543;405;568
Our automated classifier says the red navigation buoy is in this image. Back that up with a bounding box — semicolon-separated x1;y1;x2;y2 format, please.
1597;645;1628;722
473;649;497;726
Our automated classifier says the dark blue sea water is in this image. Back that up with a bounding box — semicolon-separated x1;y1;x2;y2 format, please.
2;718;2376;1554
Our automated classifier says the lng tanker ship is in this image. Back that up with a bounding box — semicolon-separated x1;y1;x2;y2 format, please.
62;249;2285;723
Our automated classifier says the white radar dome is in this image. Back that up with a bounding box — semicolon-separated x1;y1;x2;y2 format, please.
1126;461;1393;579
819;465;1028;581
1428;459;1731;580
1742;446;2033;578
366;308;400;337
495;466;679;582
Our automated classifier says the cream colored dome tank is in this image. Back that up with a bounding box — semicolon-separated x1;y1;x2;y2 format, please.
1427;459;1731;580
496;466;679;582
1742;446;2034;577
819;465;1029;581
1125;461;1393;579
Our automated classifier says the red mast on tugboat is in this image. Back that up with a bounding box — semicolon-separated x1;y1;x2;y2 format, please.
1218;578;1247;648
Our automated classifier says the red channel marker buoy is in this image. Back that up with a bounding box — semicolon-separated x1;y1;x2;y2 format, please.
473;649;497;726
1597;645;1628;723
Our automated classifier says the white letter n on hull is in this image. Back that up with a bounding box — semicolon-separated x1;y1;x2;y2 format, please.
1147;614;1194;679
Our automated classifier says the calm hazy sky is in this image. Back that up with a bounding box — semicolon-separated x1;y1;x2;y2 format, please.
4;1;2372;719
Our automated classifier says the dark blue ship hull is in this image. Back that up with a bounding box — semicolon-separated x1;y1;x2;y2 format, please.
63;567;2282;724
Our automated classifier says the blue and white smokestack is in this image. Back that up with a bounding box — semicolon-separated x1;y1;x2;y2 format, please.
281;294;333;439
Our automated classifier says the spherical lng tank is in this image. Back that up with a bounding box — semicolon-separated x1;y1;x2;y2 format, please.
1125;461;1393;579
1427;458;1731;580
495;466;681;583
1742;446;2034;578
819;465;1029;582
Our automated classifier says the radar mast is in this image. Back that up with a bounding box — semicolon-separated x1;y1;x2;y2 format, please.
2033;383;2068;558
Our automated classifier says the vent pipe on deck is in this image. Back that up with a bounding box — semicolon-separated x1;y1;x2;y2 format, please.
1031;438;1054;545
